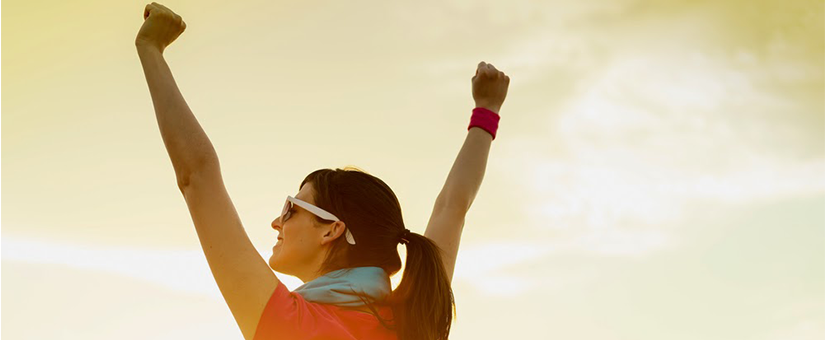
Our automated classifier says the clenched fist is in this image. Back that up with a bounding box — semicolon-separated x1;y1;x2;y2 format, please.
472;61;510;114
135;2;186;53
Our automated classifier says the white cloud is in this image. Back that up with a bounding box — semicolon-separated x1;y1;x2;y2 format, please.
450;240;634;297
0;235;306;298
492;30;825;260
454;243;553;278
451;242;556;296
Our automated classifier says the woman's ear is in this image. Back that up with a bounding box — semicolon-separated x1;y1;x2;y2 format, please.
321;221;347;245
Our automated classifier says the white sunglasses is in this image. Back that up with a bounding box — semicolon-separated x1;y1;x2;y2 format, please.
280;195;356;245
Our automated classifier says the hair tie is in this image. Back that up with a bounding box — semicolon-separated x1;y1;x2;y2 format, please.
399;228;411;245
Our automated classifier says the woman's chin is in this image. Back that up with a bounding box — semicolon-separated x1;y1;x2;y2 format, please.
268;255;280;272
269;256;291;275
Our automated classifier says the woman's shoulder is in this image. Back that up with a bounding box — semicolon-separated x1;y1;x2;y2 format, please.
256;282;397;339
333;303;394;319
330;305;397;339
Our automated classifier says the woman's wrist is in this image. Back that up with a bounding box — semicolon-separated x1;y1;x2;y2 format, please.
474;104;500;114
468;107;500;140
136;41;164;56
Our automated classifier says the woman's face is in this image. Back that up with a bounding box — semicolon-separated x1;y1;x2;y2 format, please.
269;182;336;282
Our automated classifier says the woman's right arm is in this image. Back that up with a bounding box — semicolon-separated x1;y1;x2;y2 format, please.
136;3;216;185
137;5;280;339
137;45;219;184
424;61;509;284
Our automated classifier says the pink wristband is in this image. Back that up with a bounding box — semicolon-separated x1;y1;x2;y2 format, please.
468;107;501;140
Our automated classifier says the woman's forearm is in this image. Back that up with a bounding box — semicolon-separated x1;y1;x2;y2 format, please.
437;126;493;211
137;45;218;186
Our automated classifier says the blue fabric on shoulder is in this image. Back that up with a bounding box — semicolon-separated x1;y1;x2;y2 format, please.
293;266;391;308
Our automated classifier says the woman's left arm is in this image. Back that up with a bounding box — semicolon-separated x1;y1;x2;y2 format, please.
424;61;508;283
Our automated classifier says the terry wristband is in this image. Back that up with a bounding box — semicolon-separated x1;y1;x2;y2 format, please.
468;107;501;140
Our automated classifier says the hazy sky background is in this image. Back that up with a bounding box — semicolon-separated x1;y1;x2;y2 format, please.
2;0;824;339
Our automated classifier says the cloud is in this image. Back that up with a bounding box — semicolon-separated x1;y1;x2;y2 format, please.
1;234;306;297
1;234;602;298
452;242;553;296
488;1;824;260
449;238;657;297
526;50;825;220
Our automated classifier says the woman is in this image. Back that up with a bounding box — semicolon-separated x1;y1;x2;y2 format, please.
136;3;509;340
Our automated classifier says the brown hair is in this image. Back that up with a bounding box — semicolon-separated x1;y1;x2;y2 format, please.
300;166;456;340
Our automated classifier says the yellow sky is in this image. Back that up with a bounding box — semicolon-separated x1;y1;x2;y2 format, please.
2;0;824;339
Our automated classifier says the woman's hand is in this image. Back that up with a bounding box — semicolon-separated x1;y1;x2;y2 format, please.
135;2;186;53
472;61;510;114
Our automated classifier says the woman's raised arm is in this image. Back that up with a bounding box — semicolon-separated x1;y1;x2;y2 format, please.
136;2;217;186
136;5;279;340
425;127;493;284
424;61;509;284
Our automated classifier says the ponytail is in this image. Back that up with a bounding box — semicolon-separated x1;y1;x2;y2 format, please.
299;168;456;339
389;231;456;340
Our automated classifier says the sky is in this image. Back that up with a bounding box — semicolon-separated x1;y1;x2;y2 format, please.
2;0;824;339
